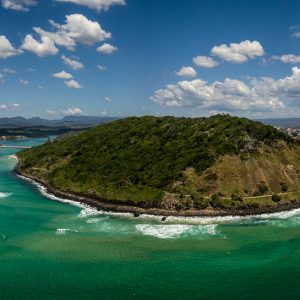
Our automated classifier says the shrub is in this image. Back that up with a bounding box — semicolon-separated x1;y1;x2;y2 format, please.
204;171;218;182
210;193;223;208
272;194;281;202
257;181;269;194
193;196;209;209
231;192;243;202
253;190;261;197
280;183;288;192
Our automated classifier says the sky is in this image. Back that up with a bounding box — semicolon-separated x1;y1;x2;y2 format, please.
1;0;300;119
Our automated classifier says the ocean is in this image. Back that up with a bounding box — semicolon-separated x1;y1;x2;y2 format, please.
0;138;300;299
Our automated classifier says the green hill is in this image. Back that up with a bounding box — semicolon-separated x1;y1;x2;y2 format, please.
17;115;300;211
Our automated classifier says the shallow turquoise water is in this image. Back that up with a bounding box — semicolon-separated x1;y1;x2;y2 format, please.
1;139;300;299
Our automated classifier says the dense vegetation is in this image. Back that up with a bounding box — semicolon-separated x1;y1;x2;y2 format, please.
17;115;299;210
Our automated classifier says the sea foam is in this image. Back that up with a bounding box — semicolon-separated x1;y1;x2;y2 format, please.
135;224;218;239
0;192;12;198
56;228;78;235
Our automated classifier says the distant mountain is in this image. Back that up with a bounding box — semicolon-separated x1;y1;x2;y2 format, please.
258;118;300;128
0;115;118;129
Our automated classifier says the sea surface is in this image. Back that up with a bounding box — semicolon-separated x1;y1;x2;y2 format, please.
1;138;300;299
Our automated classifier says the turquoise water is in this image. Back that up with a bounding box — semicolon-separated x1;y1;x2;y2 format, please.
1;139;300;299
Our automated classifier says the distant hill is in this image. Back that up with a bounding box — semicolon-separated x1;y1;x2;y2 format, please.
258;118;300;128
0;115;118;137
0;115;118;129
17;115;300;212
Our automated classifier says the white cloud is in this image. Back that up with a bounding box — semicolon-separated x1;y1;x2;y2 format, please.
151;68;300;112
272;54;300;64
47;109;56;115
61;55;84;70
211;40;264;63
1;0;36;11
193;56;219;68
20;78;28;85
104;96;111;102
62;107;82;115
1;67;16;74
64;79;82;89
152;67;300;113
21;34;58;57
292;32;300;38
55;0;125;11
10;103;20;108
97;64;107;71
34;14;111;51
53;70;73;79
97;43;117;54
175;66;197;78
0;103;20;110
0;35;21;59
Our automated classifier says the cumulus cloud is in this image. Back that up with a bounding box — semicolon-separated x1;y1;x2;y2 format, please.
151;68;300;112
175;66;197;78
64;79;82;89
33;14;111;51
61;55;84;70
104;96;111;102
21;34;58;57
55;0;125;11
0;35;21;59
62;107;82;115
97;43;117;54
1;0;36;11
211;40;264;63
193;56;219;68
53;70;73;79
272;54;300;64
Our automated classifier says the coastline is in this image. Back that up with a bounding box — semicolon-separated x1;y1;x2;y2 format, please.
14;156;300;218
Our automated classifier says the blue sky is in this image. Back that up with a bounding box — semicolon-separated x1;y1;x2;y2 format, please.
1;0;300;119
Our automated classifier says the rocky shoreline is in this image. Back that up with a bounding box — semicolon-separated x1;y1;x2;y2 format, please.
14;157;300;218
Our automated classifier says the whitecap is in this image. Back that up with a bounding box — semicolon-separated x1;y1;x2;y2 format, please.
135;224;218;239
0;234;7;240
0;192;12;198
78;207;102;218
86;217;109;224
56;228;78;235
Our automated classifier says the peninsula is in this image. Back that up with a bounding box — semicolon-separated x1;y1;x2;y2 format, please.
16;115;300;216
